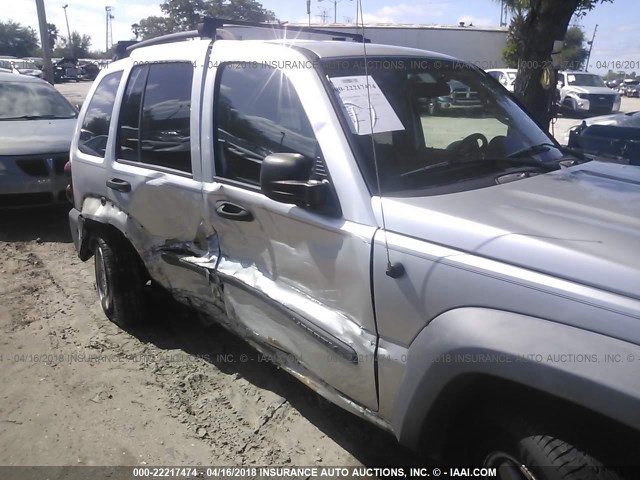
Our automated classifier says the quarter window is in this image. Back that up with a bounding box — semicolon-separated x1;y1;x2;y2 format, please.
117;65;147;162
214;64;325;186
78;71;122;158
116;62;193;174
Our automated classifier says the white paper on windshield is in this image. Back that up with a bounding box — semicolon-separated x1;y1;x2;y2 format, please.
329;75;405;135
568;74;576;82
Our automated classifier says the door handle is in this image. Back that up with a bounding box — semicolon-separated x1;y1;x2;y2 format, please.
106;177;131;192
215;202;254;222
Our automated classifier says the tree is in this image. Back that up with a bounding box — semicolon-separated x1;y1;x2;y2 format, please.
500;0;614;129
559;26;589;70
501;0;527;68
54;31;92;58
0;20;39;57
137;16;177;40
47;23;59;50
136;0;277;40
217;0;277;22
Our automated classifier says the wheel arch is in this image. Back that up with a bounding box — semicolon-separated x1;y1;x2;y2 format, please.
74;196;148;278
390;308;640;456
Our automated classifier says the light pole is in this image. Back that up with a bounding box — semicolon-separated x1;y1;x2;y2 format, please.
62;4;73;57
105;6;112;53
584;24;598;72
318;0;351;23
499;0;508;27
35;0;54;83
321;0;336;23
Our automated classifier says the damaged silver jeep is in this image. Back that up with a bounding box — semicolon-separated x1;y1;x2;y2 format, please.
69;18;640;478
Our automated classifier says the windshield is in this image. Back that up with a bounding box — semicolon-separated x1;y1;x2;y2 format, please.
0;80;77;120
566;73;607;87
323;57;563;196
506;71;517;81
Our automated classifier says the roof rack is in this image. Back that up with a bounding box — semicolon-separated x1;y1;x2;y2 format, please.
125;17;369;56
197;17;368;42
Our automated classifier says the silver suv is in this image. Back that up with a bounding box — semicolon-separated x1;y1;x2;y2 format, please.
68;18;640;478
557;71;621;116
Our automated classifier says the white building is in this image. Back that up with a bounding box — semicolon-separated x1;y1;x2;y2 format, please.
222;23;509;70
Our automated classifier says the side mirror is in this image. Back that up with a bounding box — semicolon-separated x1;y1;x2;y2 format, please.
260;153;328;210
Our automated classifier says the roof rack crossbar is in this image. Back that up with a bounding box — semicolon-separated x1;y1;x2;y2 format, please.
123;16;369;55
126;30;200;53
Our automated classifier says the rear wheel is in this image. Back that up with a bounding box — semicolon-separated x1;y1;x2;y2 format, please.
93;233;147;327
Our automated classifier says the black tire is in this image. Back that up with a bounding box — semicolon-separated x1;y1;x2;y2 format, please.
480;415;622;480
562;98;577;117
93;232;147;327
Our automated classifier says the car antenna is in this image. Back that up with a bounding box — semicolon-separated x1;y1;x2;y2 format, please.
356;0;405;279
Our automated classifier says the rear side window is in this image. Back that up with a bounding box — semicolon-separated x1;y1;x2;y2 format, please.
214;64;325;186
116;62;193;174
78;71;122;158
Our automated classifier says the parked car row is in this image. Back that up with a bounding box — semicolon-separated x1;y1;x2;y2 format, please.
486;69;624;117
0;58;43;78
0;57;104;83
618;79;640;97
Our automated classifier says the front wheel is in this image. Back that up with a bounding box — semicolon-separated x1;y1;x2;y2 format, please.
479;417;622;480
93;233;147;327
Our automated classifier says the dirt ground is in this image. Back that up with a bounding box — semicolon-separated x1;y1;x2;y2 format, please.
0;206;423;469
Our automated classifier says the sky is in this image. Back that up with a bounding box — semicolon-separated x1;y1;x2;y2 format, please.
4;0;639;74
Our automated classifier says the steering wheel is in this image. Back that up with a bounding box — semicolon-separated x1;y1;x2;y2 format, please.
447;133;489;162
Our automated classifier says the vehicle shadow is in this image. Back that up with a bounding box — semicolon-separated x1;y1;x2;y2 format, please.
0;205;73;243
123;288;429;468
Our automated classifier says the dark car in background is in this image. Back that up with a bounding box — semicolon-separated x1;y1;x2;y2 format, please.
78;60;101;81
53;58;81;83
567;110;640;165
0;72;78;207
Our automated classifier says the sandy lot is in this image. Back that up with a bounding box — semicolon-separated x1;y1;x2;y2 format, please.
0;206;421;469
